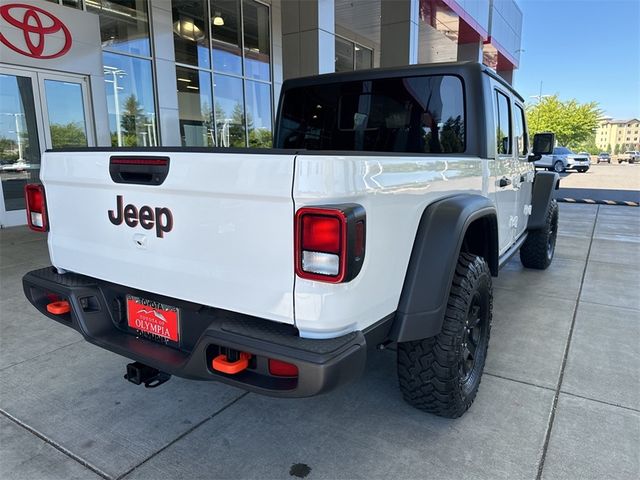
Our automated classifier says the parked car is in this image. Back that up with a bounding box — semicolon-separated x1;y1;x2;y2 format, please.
597;152;611;163
625;150;640;163
534;147;590;173
21;63;560;419
619;151;640;163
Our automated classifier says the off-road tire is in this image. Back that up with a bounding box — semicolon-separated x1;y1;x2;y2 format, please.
520;199;559;270
397;253;492;418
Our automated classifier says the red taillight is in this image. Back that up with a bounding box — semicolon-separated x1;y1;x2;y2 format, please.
301;215;341;253
295;205;366;283
268;359;298;377
25;183;48;232
295;208;347;282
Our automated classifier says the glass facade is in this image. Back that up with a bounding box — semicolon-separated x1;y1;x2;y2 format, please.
335;36;373;73
243;0;270;81
0;74;41;211
172;0;210;69
87;0;158;147
45;0;84;9
173;0;273;148
176;66;214;147
86;0;151;57
103;52;157;147
245;80;272;147
44;80;89;148
214;74;246;147
27;0;274;150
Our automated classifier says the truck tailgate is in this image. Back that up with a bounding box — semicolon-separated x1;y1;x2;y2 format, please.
41;150;296;325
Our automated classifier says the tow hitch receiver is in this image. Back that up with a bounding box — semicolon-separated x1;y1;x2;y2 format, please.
47;300;70;315
212;351;252;374
124;362;171;388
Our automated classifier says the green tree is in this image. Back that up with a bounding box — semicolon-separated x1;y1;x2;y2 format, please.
228;104;247;147
439;116;464;153
606;143;611;153
0;136;18;161
614;144;621;155
574;136;599;155
120;94;145;145
526;95;601;148
49;122;87;148
249;128;272;148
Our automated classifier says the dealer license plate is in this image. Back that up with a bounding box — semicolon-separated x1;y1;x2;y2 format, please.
126;295;179;343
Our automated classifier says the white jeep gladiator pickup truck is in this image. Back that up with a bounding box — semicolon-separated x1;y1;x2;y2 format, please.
23;62;559;418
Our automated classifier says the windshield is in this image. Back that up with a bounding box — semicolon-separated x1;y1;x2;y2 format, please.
554;147;572;155
276;75;465;153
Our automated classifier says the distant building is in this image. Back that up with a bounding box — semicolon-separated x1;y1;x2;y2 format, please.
596;119;640;152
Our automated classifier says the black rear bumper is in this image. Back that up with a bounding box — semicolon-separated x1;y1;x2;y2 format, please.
22;267;371;397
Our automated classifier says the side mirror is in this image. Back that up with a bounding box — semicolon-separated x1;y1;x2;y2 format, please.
529;132;555;161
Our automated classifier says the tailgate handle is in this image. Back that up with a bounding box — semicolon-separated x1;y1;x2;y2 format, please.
109;156;170;186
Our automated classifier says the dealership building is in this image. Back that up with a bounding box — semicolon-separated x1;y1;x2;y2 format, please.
0;0;522;227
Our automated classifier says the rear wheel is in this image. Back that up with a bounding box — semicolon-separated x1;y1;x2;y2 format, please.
520;199;559;270
397;253;492;418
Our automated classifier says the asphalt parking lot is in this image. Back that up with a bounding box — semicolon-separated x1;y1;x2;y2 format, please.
554;162;640;205
1;202;639;480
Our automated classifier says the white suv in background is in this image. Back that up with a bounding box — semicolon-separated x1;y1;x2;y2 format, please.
619;151;640;164
535;147;590;173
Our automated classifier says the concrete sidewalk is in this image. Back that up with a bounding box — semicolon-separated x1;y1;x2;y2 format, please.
1;203;639;480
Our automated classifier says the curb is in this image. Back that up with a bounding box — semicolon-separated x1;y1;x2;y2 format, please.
557;198;639;207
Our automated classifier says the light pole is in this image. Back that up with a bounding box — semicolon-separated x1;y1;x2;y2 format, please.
104;66;126;146
146;113;157;147
1;112;25;160
530;81;550;103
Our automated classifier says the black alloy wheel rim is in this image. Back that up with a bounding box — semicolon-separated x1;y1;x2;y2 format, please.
547;216;558;260
459;292;486;383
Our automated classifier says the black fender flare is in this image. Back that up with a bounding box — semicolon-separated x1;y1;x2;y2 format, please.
528;172;560;230
390;194;498;343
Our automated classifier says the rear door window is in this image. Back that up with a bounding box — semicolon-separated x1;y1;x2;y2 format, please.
276;75;465;154
495;91;512;155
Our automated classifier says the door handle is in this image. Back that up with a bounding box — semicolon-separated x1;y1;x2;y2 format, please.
498;177;512;188
109;156;170;186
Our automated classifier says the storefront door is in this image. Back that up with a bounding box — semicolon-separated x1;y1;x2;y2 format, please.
0;66;94;227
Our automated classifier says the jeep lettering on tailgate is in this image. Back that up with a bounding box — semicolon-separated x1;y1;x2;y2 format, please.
108;195;173;238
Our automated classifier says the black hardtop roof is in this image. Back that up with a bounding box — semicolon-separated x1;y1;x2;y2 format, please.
281;61;524;103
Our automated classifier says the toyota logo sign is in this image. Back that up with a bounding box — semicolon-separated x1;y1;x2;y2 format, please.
0;3;72;59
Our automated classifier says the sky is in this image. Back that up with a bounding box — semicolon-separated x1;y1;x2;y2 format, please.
514;0;640;120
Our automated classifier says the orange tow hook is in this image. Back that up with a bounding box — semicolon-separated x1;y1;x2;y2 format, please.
212;352;251;374
47;300;70;315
